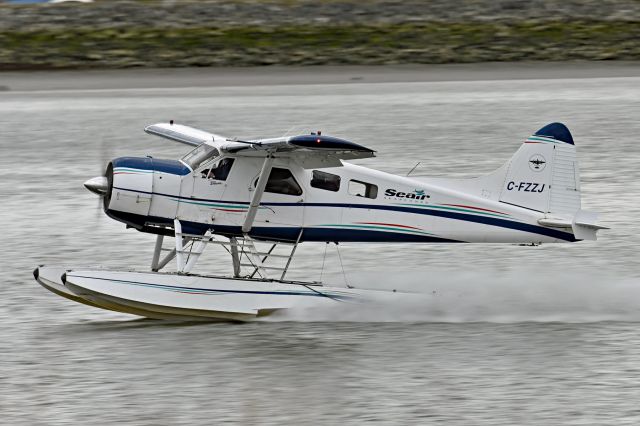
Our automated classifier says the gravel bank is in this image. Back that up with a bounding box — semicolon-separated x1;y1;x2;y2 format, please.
1;0;639;69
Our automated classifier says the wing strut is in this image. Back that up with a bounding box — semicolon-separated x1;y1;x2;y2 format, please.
242;155;274;234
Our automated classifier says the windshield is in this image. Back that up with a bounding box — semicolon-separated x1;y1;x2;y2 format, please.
181;145;219;170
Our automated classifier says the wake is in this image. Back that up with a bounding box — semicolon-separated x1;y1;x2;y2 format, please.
276;267;640;323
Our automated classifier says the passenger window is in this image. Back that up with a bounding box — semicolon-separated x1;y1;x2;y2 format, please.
201;158;234;181
349;179;377;199
311;170;341;192
256;168;303;196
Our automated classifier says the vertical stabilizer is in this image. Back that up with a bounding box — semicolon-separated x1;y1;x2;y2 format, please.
499;122;580;215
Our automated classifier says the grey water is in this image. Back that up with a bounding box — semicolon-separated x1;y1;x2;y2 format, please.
1;69;640;425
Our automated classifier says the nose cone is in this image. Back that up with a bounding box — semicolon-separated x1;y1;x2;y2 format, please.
84;176;108;195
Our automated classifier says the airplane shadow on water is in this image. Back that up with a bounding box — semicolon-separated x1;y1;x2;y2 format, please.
63;317;239;333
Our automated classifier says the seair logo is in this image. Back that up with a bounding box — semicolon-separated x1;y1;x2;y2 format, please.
529;154;546;172
507;181;545;192
385;188;430;200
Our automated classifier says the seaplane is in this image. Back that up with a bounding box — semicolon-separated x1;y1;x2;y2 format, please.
34;121;606;321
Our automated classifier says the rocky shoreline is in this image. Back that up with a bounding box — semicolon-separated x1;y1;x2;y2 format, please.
1;0;639;70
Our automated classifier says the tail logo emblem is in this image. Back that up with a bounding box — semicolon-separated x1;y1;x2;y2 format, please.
529;154;546;172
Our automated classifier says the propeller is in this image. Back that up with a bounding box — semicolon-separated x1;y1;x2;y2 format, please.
85;134;114;219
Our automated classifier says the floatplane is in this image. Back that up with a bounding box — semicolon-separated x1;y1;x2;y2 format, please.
34;122;606;321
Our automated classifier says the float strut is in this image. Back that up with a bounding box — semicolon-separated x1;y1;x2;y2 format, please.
151;234;164;271
230;237;241;277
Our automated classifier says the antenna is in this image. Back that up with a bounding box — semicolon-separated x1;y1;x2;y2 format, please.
406;161;421;177
281;125;298;138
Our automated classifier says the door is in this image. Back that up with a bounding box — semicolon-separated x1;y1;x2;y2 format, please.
177;157;234;225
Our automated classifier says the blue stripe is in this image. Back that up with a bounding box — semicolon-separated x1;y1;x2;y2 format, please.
68;274;355;300
296;203;574;241
112;157;190;176
301;227;460;243
111;187;575;242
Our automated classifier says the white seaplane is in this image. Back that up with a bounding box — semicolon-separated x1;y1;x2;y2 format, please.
34;122;606;321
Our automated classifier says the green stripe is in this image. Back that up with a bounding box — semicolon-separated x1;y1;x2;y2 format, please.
169;198;249;209
318;223;435;236
113;167;154;173
394;204;510;219
527;136;559;144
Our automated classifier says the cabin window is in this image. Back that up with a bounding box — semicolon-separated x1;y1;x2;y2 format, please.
348;179;377;199
311;170;341;192
201;158;234;181
255;168;303;196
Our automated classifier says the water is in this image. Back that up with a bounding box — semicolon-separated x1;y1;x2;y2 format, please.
1;70;640;424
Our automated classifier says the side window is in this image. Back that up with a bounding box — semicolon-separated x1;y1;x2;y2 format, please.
348;179;378;199
201;158;234;181
311;170;341;192
256;168;303;196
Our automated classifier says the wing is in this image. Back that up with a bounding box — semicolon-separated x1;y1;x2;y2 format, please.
145;122;376;168
222;134;376;168
144;122;226;146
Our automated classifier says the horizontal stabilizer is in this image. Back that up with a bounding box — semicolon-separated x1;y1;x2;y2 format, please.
572;210;608;241
538;210;607;241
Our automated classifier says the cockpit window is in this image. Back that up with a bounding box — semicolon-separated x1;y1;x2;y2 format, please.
255;168;303;196
181;145;219;170
200;158;234;181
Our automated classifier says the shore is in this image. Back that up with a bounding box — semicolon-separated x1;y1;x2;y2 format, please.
1;62;640;92
1;0;639;70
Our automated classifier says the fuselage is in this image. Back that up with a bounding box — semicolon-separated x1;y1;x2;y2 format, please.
104;155;576;244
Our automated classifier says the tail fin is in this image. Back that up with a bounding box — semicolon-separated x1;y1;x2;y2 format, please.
498;122;580;214
496;122;606;240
